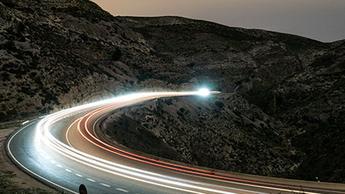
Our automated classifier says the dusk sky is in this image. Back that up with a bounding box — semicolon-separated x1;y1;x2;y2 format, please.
92;0;345;42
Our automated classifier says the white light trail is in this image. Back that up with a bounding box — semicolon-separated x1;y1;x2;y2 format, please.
31;90;314;194
34;91;243;194
197;88;211;97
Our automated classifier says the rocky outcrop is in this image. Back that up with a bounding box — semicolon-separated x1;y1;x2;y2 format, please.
101;94;297;177
0;0;142;120
274;42;345;182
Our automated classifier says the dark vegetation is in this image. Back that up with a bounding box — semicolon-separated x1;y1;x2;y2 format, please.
0;171;50;194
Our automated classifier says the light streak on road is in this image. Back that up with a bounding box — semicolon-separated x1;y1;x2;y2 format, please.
34;91;243;194
197;88;211;97
7;90;345;194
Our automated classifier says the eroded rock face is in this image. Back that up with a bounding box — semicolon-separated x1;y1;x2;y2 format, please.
1;0;345;182
0;0;143;119
275;43;345;182
101;17;344;181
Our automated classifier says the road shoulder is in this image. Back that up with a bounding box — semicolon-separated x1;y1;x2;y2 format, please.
0;121;56;193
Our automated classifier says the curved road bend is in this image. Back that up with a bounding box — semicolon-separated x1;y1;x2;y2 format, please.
7;91;345;194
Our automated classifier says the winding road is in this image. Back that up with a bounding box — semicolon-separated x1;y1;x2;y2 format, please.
6;91;345;194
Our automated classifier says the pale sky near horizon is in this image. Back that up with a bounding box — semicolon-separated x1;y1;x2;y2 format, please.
91;0;345;42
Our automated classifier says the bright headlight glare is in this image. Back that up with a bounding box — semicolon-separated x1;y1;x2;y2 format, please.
197;88;211;97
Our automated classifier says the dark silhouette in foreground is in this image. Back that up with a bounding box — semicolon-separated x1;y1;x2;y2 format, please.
79;184;87;194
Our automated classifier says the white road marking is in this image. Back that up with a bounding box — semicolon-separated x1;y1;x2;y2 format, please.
6;124;78;194
87;178;96;182
56;164;63;168
100;183;111;188
50;160;56;164
65;169;72;173
116;188;129;193
75;173;83;177
22;120;30;125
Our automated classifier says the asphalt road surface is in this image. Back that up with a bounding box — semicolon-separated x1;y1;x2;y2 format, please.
7;91;345;194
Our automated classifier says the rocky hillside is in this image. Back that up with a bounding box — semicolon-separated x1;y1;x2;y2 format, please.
1;0;344;182
100;94;297;177
0;0;148;120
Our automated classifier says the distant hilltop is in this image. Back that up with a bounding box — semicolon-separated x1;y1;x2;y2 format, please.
1;0;107;12
42;0;79;8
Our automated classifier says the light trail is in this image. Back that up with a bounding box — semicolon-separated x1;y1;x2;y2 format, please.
78;97;318;194
34;91;246;194
8;90;345;194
